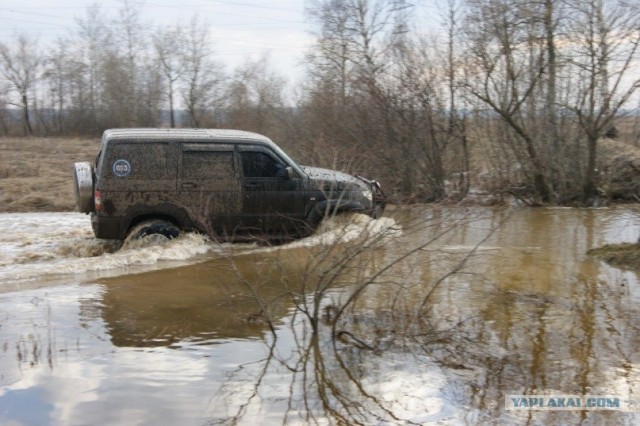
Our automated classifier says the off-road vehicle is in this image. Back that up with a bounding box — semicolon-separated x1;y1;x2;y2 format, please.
73;128;385;241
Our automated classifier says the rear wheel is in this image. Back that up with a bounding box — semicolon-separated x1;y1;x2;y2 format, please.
73;162;94;213
125;219;181;242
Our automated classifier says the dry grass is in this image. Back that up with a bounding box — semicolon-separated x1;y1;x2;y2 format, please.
0;137;100;212
1;130;639;212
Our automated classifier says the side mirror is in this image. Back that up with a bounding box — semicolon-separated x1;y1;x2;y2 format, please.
284;166;296;180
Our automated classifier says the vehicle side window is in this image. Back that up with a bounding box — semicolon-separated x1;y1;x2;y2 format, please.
240;151;285;178
182;151;235;179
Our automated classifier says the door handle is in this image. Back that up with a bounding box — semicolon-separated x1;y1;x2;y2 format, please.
182;182;197;189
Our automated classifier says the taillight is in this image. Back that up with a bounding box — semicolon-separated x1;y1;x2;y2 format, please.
94;190;103;212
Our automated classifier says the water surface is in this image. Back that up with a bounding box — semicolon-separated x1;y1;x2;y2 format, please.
0;207;639;424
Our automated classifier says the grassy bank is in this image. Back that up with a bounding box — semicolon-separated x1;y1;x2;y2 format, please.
588;243;640;270
0;137;99;212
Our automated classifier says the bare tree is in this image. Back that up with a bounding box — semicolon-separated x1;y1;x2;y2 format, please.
210;210;504;424
112;0;146;126
180;16;225;128
563;0;640;202
0;82;10;135
460;0;640;204
226;56;287;135
442;0;471;198
307;0;357;110
136;62;164;127
462;0;555;202
305;1;423;199
0;0;636;208
73;5;111;132
153;26;184;128
43;38;75;135
0;34;42;136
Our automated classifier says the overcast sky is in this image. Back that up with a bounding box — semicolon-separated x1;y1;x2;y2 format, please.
0;0;312;84
0;0;444;88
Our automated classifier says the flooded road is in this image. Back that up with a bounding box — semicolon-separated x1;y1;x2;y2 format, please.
1;207;639;424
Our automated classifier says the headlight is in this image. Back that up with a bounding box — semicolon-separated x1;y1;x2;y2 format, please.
363;189;372;202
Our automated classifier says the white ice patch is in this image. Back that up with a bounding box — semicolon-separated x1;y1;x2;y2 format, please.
0;213;210;284
359;358;463;424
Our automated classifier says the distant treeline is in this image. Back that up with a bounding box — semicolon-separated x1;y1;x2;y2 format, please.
1;0;640;204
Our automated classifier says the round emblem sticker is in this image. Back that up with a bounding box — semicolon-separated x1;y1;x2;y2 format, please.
112;159;132;177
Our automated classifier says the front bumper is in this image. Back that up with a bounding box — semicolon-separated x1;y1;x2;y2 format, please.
356;175;387;218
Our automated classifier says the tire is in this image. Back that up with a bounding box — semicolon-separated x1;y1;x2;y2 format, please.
126;219;181;241
73;162;94;213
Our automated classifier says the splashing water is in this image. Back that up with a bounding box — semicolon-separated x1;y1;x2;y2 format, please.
0;213;210;284
286;212;401;249
0;212;400;285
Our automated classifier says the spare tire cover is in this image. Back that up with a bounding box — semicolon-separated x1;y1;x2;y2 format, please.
73;162;94;213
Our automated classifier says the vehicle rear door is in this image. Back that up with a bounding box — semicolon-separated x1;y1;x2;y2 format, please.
178;143;242;236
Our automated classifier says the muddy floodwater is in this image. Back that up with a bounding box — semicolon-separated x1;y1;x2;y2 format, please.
1;206;640;425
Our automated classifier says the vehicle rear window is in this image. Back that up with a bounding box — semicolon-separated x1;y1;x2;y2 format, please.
182;151;235;179
105;142;175;179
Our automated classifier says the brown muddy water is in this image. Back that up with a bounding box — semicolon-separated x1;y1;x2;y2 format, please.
1;206;639;425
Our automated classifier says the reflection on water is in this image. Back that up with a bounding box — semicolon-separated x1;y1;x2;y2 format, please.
99;256;288;347
1;206;640;424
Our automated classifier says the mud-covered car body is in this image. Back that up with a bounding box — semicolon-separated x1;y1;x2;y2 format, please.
74;128;385;241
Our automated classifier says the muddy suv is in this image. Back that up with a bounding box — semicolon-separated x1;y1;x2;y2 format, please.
73;128;385;241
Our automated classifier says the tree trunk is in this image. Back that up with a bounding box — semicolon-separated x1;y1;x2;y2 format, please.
22;92;33;136
168;85;175;128
582;134;598;202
